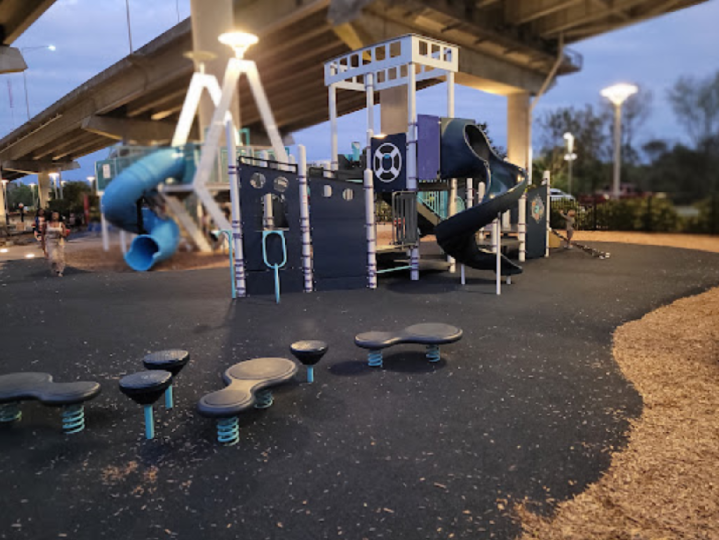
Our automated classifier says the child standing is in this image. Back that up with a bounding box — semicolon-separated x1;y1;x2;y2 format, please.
559;209;576;249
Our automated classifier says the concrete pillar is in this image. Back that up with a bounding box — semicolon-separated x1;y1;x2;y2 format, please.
507;92;530;170
0;179;6;225
380;86;408;136
190;0;240;138
38;172;52;208
507;92;530;263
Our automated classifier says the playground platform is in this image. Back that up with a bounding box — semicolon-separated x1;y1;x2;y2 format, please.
1;242;718;539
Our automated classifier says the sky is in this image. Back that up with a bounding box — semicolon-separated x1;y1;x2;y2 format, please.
2;0;719;186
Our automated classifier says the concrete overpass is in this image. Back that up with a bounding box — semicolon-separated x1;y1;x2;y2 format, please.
0;0;708;192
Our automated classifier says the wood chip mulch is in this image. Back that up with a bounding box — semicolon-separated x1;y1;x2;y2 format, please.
514;287;719;539
66;247;228;273
573;231;719;254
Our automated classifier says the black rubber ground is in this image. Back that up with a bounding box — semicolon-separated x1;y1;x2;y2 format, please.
1;242;718;539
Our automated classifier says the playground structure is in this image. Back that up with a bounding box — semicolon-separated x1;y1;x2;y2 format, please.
97;33;552;296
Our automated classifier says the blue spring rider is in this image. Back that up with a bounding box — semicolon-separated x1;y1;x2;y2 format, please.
262;230;288;304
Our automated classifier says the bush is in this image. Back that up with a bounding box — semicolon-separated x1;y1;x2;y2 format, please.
551;197;683;232
684;195;719;234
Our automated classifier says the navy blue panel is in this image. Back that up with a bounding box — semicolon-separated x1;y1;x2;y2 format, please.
417;114;440;182
526;185;548;259
309;177;366;291
371;133;406;192
238;159;304;295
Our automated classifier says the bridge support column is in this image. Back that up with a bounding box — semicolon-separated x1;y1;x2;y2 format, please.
507;92;530;262
38;172;52;209
190;0;240;138
0;176;6;226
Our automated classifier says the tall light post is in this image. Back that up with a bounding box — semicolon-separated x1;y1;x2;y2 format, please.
563;132;577;196
601;83;638;199
20;45;56;120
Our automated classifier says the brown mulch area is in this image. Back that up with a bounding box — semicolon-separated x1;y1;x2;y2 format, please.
573;231;719;254
67;247;228;273
515;287;719;539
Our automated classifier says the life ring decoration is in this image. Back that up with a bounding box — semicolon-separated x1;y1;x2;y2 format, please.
373;142;403;183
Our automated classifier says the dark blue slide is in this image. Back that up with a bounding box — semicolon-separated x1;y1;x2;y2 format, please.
435;120;528;276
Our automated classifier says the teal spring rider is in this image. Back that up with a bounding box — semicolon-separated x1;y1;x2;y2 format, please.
262;230;288;304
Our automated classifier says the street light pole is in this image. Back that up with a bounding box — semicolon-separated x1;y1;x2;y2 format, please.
19;45;56;121
563;132;576;196
601;83;638;199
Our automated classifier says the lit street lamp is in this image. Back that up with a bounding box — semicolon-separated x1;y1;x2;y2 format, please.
20;45;56;120
563;132;577;196
601;83;638;199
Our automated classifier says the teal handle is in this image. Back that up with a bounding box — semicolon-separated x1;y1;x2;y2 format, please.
262;230;287;304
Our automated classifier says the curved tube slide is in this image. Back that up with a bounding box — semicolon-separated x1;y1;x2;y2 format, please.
435;119;528;276
101;149;185;271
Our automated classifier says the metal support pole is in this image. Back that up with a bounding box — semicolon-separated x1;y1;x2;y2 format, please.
518;174;527;262
100;211;110;252
543;171;551;257
461;178;473;285
119;230;128;255
612;104;622;199
407;62;419;281
448;178;457;273
329;84;338;171
298;145;313;292
365;73;377;289
495;215;501;296
477;182;486;241
226;117;246;297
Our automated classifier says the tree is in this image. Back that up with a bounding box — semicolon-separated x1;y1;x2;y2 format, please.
667;70;719;195
667;71;719;149
536;105;612;194
7;183;34;209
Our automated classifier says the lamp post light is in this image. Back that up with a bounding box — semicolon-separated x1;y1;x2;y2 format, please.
20;45;56;121
601;83;638;199
563;132;577;196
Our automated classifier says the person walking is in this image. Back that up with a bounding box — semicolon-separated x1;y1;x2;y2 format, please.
45;212;68;276
33;208;47;255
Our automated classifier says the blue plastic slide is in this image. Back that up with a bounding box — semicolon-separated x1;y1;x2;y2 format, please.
101;148;185;271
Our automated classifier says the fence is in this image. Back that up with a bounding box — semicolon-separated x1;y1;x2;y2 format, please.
550;194;719;235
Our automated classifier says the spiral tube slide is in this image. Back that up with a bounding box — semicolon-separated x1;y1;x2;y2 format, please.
101;148;185;271
435;120;528;276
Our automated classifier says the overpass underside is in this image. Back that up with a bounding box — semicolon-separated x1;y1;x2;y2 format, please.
0;0;707;180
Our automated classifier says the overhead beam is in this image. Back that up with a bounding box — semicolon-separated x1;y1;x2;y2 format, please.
2;159;79;174
1;0;56;44
0;21;194;162
81;115;179;144
352;11;548;95
537;0;647;37
506;0;584;25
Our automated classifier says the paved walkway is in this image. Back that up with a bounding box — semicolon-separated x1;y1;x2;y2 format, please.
1;242;718;540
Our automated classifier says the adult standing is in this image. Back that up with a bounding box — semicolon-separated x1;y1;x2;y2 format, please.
33;208;47;255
